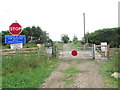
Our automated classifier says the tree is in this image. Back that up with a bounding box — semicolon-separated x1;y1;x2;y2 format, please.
61;34;70;43
2;26;50;45
73;34;78;41
20;26;49;44
84;27;120;47
20;27;31;43
1;31;10;45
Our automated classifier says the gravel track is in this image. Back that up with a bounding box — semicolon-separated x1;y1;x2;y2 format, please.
41;44;106;88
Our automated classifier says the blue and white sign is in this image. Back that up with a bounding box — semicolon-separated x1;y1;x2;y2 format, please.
5;35;26;44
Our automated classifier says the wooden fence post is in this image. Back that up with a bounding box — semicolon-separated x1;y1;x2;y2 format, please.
92;44;95;59
56;47;58;57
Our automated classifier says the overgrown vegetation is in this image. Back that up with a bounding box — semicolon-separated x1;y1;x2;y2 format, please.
102;50;119;72
2;50;60;88
100;50;119;88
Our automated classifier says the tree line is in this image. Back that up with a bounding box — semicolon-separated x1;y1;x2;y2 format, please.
1;26;50;45
1;26;120;48
85;27;120;47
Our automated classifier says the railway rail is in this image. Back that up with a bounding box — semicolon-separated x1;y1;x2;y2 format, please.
1;48;38;56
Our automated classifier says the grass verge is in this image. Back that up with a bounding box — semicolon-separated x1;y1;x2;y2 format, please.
100;69;118;88
2;51;60;88
99;50;119;88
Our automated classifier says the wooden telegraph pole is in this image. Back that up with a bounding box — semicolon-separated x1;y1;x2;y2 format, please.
83;13;86;44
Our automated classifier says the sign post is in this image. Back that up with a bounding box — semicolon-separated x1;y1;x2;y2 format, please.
45;40;53;59
5;22;26;50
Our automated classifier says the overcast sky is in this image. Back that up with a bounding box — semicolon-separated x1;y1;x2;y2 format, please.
0;0;119;41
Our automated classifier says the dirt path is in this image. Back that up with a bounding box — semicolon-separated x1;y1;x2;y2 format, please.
41;44;105;88
73;60;104;88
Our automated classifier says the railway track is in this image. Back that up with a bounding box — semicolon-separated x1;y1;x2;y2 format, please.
1;48;38;56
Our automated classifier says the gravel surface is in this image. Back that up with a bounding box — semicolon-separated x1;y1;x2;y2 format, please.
41;44;106;88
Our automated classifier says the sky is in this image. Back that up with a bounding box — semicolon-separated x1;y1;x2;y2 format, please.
0;0;119;41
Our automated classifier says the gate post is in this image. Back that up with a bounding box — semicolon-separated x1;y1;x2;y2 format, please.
92;44;95;59
105;45;107;57
107;45;110;59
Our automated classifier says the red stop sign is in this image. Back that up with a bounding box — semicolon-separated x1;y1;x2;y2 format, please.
71;50;78;56
9;23;22;35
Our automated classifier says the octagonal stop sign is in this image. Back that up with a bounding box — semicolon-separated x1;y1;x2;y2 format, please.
9;23;22;35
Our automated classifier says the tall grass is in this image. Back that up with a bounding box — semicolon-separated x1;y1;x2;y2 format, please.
103;50;119;73
100;49;119;88
2;52;46;75
2;48;60;88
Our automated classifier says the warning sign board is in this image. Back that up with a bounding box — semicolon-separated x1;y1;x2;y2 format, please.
10;43;23;50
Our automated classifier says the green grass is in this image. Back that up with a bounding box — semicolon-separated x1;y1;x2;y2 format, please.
99;50;119;88
63;68;79;74
3;58;60;88
2;50;61;88
63;67;79;87
0;76;1;89
100;70;118;88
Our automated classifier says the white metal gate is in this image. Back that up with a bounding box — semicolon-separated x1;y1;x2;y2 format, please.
59;45;94;60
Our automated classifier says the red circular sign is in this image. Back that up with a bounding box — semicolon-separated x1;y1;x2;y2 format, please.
71;50;78;56
9;23;22;35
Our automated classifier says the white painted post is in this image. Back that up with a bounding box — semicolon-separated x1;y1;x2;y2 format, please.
101;42;107;52
105;45;107;57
